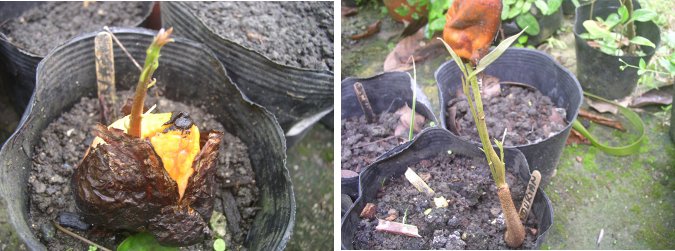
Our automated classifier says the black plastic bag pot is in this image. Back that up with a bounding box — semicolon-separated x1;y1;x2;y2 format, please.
341;72;438;201
436;48;582;185
0;1;155;114
160;2;334;148
574;0;660;99
0;53;21;147
340;128;554;249
501;8;563;46
0;27;294;250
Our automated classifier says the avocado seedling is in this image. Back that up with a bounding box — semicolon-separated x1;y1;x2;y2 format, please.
71;28;224;246
441;0;528;247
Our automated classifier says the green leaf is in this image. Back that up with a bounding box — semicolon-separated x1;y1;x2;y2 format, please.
518;35;529;44
213;239;227;251
507;5;522;19
437;38;468;77
630;9;657;22
546;0;563;15
630;36;656;48
428;17;446;32
617;5;629;24
88;246;98;251
521;2;532;14
472;29;528;78
501;3;510;20
639;58;646;69
604;13;622;29
582;20;611;38
516;13;540;36
533;0;548;15
117;233;179;251
411;12;420;20
395;5;410;17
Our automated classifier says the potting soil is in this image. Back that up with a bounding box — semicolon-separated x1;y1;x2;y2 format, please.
342;113;410;173
29;90;258;250
187;1;334;71
1;1;148;56
353;153;539;249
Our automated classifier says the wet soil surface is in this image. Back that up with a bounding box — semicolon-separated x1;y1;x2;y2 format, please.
342;113;410;173
353;153;539;249
29;90;258;250
448;84;567;146
188;1;334;71
1;1;148;56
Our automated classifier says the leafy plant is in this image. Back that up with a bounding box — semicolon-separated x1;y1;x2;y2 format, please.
393;0;430;21
579;1;657;56
117;232;178;251
620;31;675;90
502;0;563;43
439;27;528;247
213;238;227;251
425;0;453;38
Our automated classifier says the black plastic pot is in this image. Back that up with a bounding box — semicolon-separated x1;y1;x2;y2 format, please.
0;1;155;114
340;128;554;249
0;27;294;251
574;0;661;99
502;7;563;46
0;50;20;147
160;2;334;148
341;72;438;201
436;48;582;185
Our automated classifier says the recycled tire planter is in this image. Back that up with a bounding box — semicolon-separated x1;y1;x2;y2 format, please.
341;72;437;202
574;0;661;99
0;27;294;251
501;8;563;46
160;2;334;148
340;128;554;249
436;48;582;185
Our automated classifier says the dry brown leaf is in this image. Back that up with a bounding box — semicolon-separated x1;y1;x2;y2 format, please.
350;20;381;40
630;86;673;107
383;29;444;72
566;129;591;145
342;6;358;17
394;104;426;136
586;98;618;114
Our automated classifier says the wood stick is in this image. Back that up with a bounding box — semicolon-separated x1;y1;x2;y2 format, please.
375;219;422;238
94;32;118;124
52;221;112;251
518;170;541;222
405;168;435;196
353;82;376;123
578;109;626;131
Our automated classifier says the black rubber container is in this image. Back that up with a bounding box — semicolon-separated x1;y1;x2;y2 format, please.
436;48;582;185
574;0;661;99
0;28;294;250
501;7;563;46
0;2;154;114
341;72;438;201
160;2;334;148
340;128;554;249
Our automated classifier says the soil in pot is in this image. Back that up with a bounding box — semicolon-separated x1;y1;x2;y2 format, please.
1;2;149;56
446;81;567;146
28;90;258;250
186;1;333;71
342;111;427;173
353;152;539;249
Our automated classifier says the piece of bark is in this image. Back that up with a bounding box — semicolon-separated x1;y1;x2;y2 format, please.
360;203;377;219
351;20;381;40
566;129;591;145
578;109;626;131
375;219;422;238
353;82;376;123
94;32;118;124
221;191;242;236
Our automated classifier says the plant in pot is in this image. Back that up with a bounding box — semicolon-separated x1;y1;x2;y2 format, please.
160;2;333;147
0;27;294;250
501;0;564;47
574;0;661;99
0;2;155;113
437;0;582;185
340;72;437;202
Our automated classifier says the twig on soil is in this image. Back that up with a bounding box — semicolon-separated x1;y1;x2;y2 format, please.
95;32;118;124
578;109;626;131
52;221;112;251
353;82;377;123
375;219;421;238
103;26;142;71
404;168;435;196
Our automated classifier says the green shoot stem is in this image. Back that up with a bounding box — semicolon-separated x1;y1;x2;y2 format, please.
128;28;174;137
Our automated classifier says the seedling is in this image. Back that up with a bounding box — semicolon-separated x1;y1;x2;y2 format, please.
441;0;528;245
579;1;657;56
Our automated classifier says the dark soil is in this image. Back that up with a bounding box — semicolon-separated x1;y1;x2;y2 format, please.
29;90;258;250
187;1;334;71
447;85;567;146
353;153;539;249
1;1;148;56
341;113;409;173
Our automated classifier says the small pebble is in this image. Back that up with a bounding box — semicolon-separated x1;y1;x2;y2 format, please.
40;223;55;242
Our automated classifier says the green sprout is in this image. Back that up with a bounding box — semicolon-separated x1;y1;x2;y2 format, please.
438;28;528;247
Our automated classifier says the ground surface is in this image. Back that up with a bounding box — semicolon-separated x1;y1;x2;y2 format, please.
342;1;674;249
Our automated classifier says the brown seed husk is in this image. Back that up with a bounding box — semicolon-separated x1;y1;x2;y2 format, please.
71;124;224;246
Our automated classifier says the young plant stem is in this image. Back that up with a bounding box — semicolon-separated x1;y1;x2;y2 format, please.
128;28;174;137
622;0;637;54
463;65;524;248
